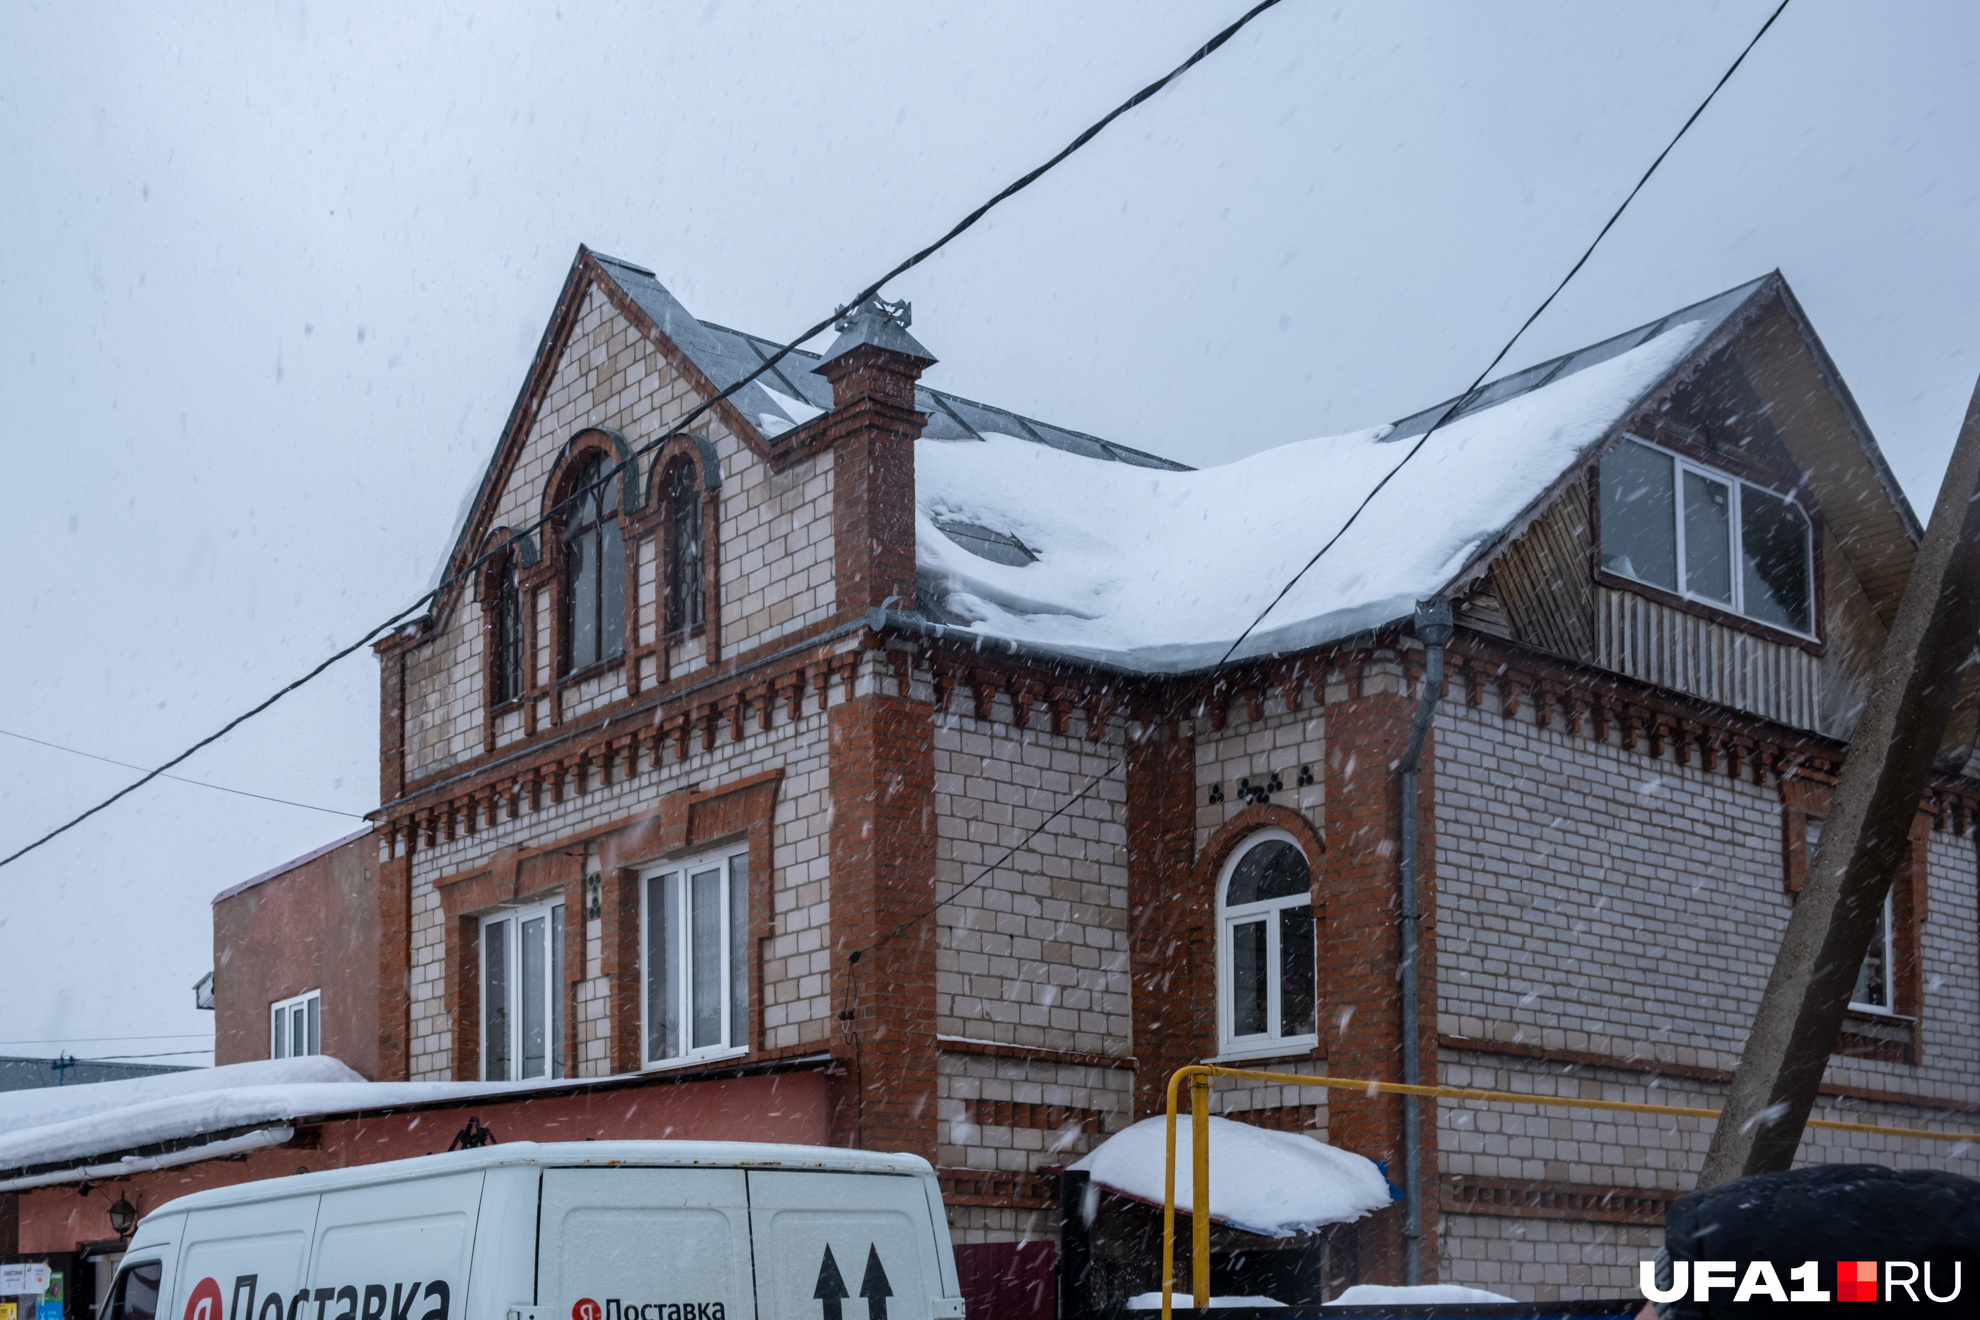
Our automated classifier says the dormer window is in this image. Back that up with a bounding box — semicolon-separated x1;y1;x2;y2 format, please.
1600;436;1814;637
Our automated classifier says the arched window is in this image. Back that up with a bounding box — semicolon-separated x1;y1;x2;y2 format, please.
560;454;625;672
492;545;525;704
1218;830;1317;1055
664;458;705;637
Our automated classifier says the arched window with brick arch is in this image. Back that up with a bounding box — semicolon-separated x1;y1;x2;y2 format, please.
557;452;625;672
1218;828;1318;1056
492;542;526;704
661;454;705;638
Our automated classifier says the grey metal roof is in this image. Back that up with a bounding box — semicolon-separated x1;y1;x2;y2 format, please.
591;254;1192;472
1383;275;1773;443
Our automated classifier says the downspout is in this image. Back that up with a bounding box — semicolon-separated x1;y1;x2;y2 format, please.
1399;595;1452;1285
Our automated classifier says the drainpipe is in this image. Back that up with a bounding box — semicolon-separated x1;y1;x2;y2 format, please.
1399;595;1452;1285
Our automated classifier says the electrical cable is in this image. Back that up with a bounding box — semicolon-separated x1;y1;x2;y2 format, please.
0;727;365;819
0;1034;212;1046
0;0;1290;873
855;0;1793;958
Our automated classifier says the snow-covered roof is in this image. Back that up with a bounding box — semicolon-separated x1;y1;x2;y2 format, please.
0;1056;842;1192
595;256;1769;673
1069;1114;1392;1237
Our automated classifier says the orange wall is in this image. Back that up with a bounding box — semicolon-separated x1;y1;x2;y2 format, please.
16;1069;829;1253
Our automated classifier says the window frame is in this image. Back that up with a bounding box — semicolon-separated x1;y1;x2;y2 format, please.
662;456;706;640
558;453;627;675
1598;434;1820;643
1215;828;1319;1060
479;896;567;1082
104;1259;162;1320
491;544;526;707
640;845;750;1071
269;989;320;1060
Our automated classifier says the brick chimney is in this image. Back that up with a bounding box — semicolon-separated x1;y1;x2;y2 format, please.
812;298;935;614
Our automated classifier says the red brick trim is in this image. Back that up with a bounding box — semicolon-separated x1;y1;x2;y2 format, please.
937;1037;1135;1071
1437;1034;1979;1114
445;914;482;1082
963;1100;1103;1132
1195;805;1327;898
602;865;643;1074
1440;1174;1678;1226
938;1167;1057;1210
1127;733;1203;1118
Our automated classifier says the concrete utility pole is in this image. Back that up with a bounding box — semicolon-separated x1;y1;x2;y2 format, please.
1701;374;1980;1186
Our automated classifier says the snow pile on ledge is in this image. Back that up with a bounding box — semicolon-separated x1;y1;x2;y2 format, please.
1325;1284;1517;1306
0;1056;581;1175
1069;1115;1391;1237
916;318;1706;671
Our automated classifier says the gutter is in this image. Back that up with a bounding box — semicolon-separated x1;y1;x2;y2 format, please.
0;1125;294;1194
1397;596;1452;1286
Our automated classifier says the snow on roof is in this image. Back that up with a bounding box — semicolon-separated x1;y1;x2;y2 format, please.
1069;1114;1392;1237
917;316;1710;671
0;1056;667;1184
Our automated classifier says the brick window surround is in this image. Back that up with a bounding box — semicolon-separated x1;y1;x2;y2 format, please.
1193;805;1328;1062
1779;774;1928;1062
435;769;782;1081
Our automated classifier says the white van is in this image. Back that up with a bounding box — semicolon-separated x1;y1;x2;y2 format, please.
98;1143;965;1320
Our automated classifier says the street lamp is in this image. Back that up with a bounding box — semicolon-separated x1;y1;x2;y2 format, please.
107;1196;137;1237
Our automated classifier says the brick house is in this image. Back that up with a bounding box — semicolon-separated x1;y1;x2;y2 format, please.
232;252;1980;1300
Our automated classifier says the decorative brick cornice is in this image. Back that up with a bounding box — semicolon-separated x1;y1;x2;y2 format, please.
1440;1174;1679;1226
936;1036;1136;1071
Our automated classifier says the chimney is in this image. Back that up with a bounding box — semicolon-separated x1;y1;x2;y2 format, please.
812;298;936;613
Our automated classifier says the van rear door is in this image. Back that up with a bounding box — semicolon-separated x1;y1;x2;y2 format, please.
745;1172;951;1320
174;1195;318;1320
536;1168;755;1320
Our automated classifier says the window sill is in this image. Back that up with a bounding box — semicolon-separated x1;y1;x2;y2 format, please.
1208;1040;1322;1066
489;697;527;716
642;1046;747;1074
560;655;626;688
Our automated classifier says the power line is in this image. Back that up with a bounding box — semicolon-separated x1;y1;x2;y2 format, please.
74;1049;216;1061
0;0;1290;874
0;1034;212;1046
860;0;1793;957
0;727;365;819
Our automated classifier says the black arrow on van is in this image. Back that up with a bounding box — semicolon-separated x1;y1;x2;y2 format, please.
812;1246;849;1320
858;1246;891;1320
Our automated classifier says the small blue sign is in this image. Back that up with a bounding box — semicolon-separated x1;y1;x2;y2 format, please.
38;1301;62;1320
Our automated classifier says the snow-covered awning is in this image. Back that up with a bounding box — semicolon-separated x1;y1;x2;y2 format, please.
1068;1115;1392;1237
0;1056;635;1192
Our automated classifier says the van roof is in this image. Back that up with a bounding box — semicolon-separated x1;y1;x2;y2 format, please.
140;1140;933;1221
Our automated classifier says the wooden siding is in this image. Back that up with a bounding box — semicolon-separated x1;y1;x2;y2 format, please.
1596;588;1821;732
1488;477;1597;663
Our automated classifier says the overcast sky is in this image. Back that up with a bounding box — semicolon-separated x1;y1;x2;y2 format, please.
5;0;1978;1070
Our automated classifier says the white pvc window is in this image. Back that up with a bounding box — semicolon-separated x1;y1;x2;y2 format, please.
482;898;566;1080
1806;816;1895;1014
270;989;320;1059
1600;436;1816;637
1218;830;1318;1057
642;849;749;1067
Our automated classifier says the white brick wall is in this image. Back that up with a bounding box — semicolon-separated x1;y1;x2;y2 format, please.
933;702;1131;1056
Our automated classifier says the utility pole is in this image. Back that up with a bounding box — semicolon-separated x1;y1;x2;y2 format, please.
1701;374;1980;1186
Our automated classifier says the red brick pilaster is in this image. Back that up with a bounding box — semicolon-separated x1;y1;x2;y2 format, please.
1323;658;1440;1284
376;638;408;803
445;913;481;1082
376;842;412;1080
827;690;938;1159
1127;730;1203;1118
601;865;644;1074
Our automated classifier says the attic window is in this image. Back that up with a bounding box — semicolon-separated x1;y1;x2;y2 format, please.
936;518;1035;567
1600;436;1814;637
